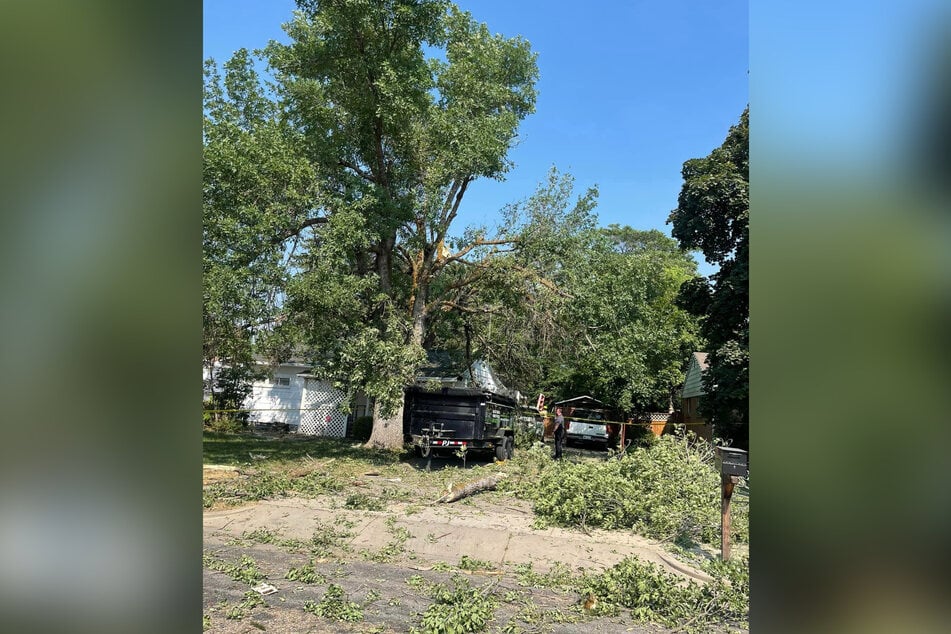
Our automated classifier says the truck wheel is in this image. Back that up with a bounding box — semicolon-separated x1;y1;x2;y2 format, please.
495;442;507;461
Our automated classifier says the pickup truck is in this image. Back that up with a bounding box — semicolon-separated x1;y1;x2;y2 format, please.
565;407;618;449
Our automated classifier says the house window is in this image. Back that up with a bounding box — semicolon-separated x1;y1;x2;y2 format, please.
274;376;291;387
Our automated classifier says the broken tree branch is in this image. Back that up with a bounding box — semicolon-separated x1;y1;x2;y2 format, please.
436;473;507;504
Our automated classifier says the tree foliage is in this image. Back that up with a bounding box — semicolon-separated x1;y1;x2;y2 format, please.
203;1;707;443
560;227;700;413
668;108;749;448
427;171;701;415
204;0;539;447
202;50;318;414
424;168;600;397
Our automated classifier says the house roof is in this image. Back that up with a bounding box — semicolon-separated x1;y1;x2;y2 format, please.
694;352;709;371
682;351;709;399
252;354;313;368
554;395;604;406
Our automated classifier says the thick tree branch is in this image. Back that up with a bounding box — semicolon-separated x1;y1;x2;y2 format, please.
425;270;491;312
272;216;328;244
437;301;501;315
437;179;463;226
437;176;471;244
394;244;414;268
441;238;516;266
510;264;573;298
338;159;377;183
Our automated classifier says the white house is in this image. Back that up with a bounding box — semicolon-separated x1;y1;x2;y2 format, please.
247;362;350;437
204;353;517;437
204;360;352;437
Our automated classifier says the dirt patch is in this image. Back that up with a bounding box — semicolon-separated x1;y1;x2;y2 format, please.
204;465;242;487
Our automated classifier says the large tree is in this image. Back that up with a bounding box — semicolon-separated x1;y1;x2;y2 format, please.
204;0;539;448
560;227;701;415
668;108;749;448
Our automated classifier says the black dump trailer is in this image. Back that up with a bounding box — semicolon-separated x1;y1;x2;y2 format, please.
403;386;517;461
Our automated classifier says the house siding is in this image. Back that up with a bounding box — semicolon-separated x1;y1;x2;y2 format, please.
680;352;712;440
244;364;309;429
682;396;713;440
243;363;349;436
682;355;706;399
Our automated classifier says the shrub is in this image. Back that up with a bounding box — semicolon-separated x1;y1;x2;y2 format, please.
203;411;243;434
203;365;254;427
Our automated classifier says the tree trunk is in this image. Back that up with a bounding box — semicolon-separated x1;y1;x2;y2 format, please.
410;267;429;345
367;399;405;450
376;234;395;295
367;262;429;451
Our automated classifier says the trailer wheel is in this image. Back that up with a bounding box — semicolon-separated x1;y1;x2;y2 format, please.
495;441;507;461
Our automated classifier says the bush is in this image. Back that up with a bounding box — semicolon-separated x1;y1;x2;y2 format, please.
203;412;243;434
352;415;374;442
624;424;657;448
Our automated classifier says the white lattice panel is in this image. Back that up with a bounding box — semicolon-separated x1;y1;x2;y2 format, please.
299;379;347;437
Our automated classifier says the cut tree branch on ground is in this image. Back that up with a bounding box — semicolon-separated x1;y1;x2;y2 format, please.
436;473;507;504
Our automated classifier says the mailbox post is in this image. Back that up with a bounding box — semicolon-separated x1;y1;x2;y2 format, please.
716;446;748;561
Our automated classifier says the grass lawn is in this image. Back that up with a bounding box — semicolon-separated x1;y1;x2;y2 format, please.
203;431;401;468
202;430;514;511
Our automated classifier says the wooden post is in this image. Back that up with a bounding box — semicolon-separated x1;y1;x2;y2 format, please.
721;474;737;561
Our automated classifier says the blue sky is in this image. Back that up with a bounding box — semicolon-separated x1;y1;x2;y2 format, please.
204;1;748;276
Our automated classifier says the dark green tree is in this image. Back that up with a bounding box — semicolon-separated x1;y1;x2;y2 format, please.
668;108;749;448
556;227;701;415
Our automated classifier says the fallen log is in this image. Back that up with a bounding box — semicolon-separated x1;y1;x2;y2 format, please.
436;473;507;503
